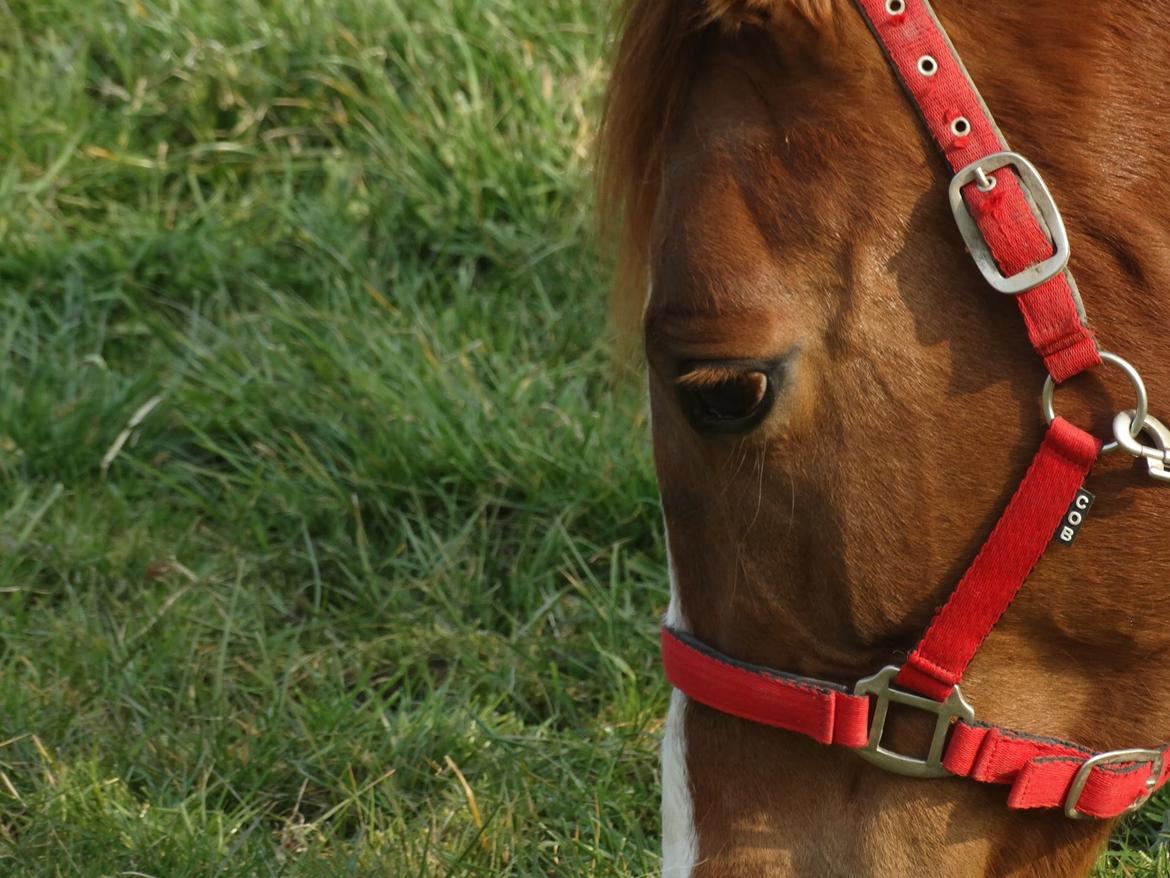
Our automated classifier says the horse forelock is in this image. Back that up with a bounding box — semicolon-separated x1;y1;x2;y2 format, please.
703;0;834;30
598;1;835;342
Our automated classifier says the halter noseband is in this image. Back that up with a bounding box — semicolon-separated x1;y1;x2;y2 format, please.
660;0;1170;820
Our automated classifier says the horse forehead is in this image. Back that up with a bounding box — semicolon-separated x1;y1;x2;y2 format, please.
648;72;918;322
651;161;776;312
649;136;847;325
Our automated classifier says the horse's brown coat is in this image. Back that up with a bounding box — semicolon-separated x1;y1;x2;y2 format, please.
601;1;1170;874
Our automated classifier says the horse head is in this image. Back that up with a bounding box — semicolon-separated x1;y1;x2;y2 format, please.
601;1;1170;874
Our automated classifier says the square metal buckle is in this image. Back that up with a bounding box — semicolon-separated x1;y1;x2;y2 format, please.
853;666;975;779
948;150;1070;295
1063;748;1164;819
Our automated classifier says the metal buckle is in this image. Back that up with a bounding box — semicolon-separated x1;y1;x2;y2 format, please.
949;151;1070;295
1063;749;1164;819
853;666;975;778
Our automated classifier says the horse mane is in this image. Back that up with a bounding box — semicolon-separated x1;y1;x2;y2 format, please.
598;1;708;341
597;1;833;340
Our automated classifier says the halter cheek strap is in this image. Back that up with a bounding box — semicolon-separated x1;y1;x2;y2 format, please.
894;418;1101;701
659;0;1170;820
855;0;1099;382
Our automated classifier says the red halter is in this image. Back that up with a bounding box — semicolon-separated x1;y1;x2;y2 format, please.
660;0;1170;820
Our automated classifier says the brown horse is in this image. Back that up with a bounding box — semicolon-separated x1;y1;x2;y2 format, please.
600;0;1170;875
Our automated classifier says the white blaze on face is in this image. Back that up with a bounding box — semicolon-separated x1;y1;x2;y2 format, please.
661;537;698;876
647;286;697;876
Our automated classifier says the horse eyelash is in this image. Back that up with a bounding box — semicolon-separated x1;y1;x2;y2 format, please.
675;365;754;389
675;357;788;389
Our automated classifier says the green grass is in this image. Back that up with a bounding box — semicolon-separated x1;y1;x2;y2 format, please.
0;0;1166;875
2;0;663;874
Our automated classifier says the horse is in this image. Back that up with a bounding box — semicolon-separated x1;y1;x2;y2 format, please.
598;1;1170;874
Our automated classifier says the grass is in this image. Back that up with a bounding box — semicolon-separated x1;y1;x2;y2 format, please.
0;0;1166;875
2;0;663;873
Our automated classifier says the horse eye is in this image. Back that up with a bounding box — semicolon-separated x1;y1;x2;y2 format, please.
675;361;779;434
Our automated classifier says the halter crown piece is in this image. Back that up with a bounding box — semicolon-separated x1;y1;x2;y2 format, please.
660;0;1170;820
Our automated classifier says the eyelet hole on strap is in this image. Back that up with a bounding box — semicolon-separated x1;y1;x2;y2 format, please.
951;116;971;137
974;167;997;192
917;55;938;77
885;0;905;14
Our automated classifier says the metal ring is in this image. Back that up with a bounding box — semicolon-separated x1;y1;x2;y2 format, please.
950;116;971;137
885;0;906;14
1042;351;1148;454
917;55;938;77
